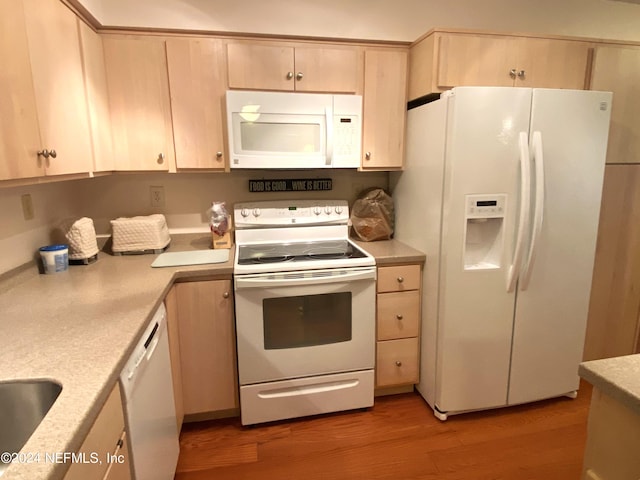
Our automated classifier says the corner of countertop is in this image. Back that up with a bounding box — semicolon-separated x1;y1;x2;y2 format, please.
351;238;426;265
579;353;640;415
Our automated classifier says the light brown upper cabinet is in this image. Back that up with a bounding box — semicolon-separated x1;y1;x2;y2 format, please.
0;0;42;181
103;35;174;171
409;31;592;100
361;48;408;170
227;41;360;93
0;0;93;181
78;21;114;173
590;45;640;165
166;38;228;170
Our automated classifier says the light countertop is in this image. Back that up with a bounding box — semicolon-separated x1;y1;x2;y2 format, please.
352;238;426;265
579;354;640;415
0;235;423;480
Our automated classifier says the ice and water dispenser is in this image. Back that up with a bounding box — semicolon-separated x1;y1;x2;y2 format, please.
463;194;506;270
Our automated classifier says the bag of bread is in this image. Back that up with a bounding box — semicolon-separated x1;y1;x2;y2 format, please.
350;188;394;241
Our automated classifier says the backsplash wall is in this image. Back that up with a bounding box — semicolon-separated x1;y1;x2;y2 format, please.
74;170;389;234
0;181;81;275
1;170;388;275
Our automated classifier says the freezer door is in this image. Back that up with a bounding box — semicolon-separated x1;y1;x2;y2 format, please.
435;87;533;413
508;89;612;405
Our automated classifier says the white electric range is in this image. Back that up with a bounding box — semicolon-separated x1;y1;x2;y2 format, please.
233;200;377;425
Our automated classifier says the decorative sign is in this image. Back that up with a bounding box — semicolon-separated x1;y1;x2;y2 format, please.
249;178;333;193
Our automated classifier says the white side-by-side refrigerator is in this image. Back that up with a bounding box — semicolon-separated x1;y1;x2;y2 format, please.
391;87;612;420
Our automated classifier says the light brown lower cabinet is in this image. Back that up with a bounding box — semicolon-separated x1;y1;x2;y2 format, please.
174;279;239;417
164;285;184;430
375;263;422;388
581;388;640;480
64;383;131;480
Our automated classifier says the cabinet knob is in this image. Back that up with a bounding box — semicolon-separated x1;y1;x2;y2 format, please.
37;149;52;158
396;314;403;320
509;68;517;78
395;361;402;367
223;292;230;298
517;70;526;79
49;149;57;159
286;71;294;80
365;152;371;161
216;151;223;160
296;72;304;81
157;153;165;164
397;276;404;283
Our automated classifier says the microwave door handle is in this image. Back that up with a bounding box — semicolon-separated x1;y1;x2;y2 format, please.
325;106;333;166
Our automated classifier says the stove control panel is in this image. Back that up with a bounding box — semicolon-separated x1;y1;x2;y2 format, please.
235;200;350;228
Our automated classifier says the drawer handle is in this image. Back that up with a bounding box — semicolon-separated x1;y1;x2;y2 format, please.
395;361;402;367
397;276;404;283
223;292;230;298
396;314;403;320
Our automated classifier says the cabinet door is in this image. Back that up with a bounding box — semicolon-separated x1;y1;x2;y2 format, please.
164;286;184;430
176;280;238;415
0;0;42;180
78;21;114;173
23;0;93;176
166;38;227;170
362;49;408;170
590;45;640;165
227;42;295;91
64;384;126;480
515;38;590;89
103;35;174;171
293;46;359;93
102;432;131;480
437;33;517;88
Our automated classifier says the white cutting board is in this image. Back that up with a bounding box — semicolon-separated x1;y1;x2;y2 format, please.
151;249;230;268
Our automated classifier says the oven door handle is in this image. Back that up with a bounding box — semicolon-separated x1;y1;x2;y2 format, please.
235;267;377;289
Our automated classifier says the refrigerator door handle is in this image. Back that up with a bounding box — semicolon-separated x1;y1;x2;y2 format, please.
506;132;532;293
520;131;545;290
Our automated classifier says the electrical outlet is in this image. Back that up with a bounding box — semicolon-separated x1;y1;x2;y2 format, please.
150;186;165;207
21;194;34;220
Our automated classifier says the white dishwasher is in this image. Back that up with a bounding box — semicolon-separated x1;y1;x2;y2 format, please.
120;303;179;480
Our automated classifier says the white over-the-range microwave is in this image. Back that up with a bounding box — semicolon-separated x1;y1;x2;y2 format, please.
226;90;362;169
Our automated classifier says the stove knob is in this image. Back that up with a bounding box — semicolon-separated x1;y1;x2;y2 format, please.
252;208;261;217
335;206;343;214
313;206;322;216
240;208;250;218
324;206;332;215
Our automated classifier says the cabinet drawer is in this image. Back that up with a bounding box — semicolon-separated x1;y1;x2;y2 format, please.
377;290;420;340
377;264;421;293
376;338;419;387
64;384;125;480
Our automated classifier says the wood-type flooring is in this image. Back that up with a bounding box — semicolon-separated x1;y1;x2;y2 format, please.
175;381;592;480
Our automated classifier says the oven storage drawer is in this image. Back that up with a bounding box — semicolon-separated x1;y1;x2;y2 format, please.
376;338;419;387
377;264;421;293
377;290;420;340
239;370;374;425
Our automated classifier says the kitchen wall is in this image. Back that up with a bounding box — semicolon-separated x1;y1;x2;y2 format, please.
0;181;81;275
78;0;640;43
0;170;388;275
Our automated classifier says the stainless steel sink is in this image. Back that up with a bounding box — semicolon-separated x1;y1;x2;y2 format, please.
0;380;62;477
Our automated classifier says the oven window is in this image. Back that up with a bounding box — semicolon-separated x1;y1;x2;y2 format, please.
263;292;352;349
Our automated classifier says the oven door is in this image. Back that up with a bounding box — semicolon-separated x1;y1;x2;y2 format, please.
234;266;376;385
